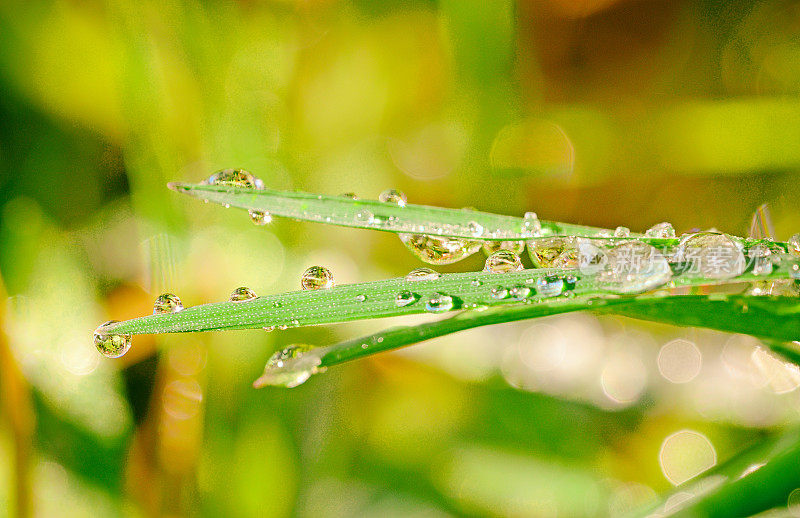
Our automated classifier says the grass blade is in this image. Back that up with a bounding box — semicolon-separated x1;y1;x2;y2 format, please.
167;181;635;240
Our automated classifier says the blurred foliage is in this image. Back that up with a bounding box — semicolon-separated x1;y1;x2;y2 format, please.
1;0;800;516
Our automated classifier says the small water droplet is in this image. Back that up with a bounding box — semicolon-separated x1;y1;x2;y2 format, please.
748;243;773;275
93;321;132;358
598;242;672;294
230;287;257;302
378;189;407;207
645;222;676;239
424;292;454;313
466;221;484;238
490;286;508;299
253;344;322;388
564;274;578;290
263;326;275;332
405;267;441;282
509;285;531;300
482;240;526;256
301;266;335;290
355;294;367;302
395;290;418;307
536;276;564;297
789;233;800;257
614;226;631;238
523;212;543;237
399;234;482;264
341;192;359;199
470;279;483;287
153;293;184;314
484;250;523;273
204;168;264;189
680;232;745;279
355;209;375;225
249;210;272;225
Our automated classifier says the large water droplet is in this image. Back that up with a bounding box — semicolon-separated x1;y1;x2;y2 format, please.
680;232;745;279
253;344;322;388
522;212;543;237
153;293;184;314
614;226;631;238
748;243;773;275
395;290;418;307
645;222;676;239
399;233;481;264
204;168;264;189
93;321;132;358
482;240;525;257
536;276;564;297
484;250;523;273
598;242;672;294
301;266;334;290
249;210;272;225
528;237;576;268
789;233;800;257
405;267;441;282
230;286;257;302
378;189;407;207
425;292;454;313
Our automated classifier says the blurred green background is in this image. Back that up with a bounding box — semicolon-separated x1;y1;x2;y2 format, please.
2;0;800;516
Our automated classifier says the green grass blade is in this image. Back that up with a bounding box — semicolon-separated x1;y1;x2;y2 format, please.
167;181;635;240
251;294;800;388
633;428;800;517
96;260;795;338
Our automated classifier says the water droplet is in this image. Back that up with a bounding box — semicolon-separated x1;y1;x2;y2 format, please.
252;344;322;388
301;266;335;290
680;232;745;279
484;250;523;273
93;321;132;358
399;234;481;264
340;192;359;199
598;242;673;294
153;293;184;314
470;279;483;287
405;267;440;282
395;290;418;307
528;237;576;268
645;222;676;239
378;189;407;207
424;292;454;313
509;285;531;300
536;275;564;297
229;286;257;302
355;209;375;225
482;240;526;256
577;240;607;274
466;220;484;237
522;212;543;237
263;326;275;332
748;243;773;275
355;294;366;302
614;226;631;238
248;210;272;225
490;286;508;299
564;274;578;290
789;233;800;257
203;168;264;189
